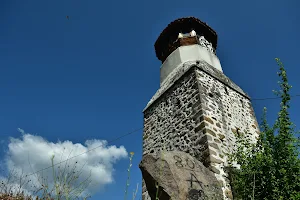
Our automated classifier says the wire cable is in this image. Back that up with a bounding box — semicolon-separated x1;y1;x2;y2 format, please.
0;94;300;138
4;94;300;178
251;94;300;101
22;127;143;178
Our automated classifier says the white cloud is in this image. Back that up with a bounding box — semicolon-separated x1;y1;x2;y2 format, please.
0;129;128;198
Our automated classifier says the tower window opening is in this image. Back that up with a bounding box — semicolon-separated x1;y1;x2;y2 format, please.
224;86;229;95
178;30;197;39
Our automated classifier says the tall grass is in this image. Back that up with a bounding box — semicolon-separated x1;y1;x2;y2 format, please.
1;149;140;200
0;152;92;200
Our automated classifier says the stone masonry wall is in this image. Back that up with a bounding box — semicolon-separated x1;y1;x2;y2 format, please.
142;69;204;200
194;68;260;199
142;61;260;200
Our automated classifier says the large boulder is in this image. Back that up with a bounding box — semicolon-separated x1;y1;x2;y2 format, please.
139;151;223;200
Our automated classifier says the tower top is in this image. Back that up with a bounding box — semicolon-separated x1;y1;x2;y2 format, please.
154;17;218;62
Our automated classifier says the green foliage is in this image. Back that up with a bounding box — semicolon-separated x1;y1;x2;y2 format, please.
228;58;300;200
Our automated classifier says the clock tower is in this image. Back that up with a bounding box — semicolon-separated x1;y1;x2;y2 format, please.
141;17;259;199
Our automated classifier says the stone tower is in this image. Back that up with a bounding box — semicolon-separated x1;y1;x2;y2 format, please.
141;17;260;200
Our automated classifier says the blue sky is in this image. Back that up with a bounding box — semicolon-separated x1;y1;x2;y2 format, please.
0;0;299;199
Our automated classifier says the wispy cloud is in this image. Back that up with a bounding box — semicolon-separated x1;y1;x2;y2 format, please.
0;128;128;198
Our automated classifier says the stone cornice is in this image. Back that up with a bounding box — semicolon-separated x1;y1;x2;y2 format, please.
143;61;250;112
